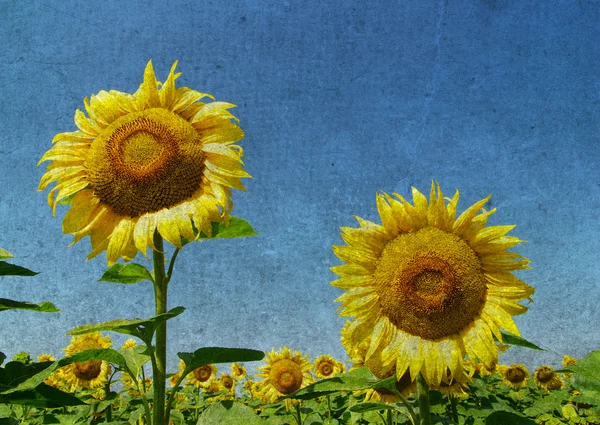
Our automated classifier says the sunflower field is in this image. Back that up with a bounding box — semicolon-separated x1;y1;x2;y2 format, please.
1;61;599;425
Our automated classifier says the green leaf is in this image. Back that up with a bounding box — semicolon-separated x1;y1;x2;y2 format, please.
283;367;381;400
0;353;5;367
201;217;258;239
485;411;536;425
522;389;570;416
0;383;85;408
178;347;264;375
197;400;266;425
0;249;13;261
0;299;59;313
120;345;151;379
497;330;544;350
565;350;600;395
349;402;398;413
67;306;185;341
0;262;38;276
99;263;153;284
1;349;132;395
0;361;53;388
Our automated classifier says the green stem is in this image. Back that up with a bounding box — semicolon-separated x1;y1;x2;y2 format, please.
417;373;431;425
166;247;180;282
326;394;332;423
449;395;458;423
395;390;418;425
152;232;168;425
295;403;303;425
387;409;393;425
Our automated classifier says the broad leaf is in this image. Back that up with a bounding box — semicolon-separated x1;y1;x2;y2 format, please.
197;400;266;425
349;402;399;413
99;263;153;284
497;330;544;350
200;217;258;239
121;345;151;379
0;352;5;367
178;347;264;375
0;299;59;313
68;306;185;341
485;411;536;425
1;349;132;395
0;262;38;277
283;367;381;400
0;383;85;408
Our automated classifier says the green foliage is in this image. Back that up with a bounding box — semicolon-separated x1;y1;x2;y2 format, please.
0;250;37;276
67;306;185;342
178;347;264;375
188;216;258;243
283;368;381;400
0;299;59;313
99;263;153;284
10;353;31;365
197;400;266;424
0;262;37;277
497;330;545;351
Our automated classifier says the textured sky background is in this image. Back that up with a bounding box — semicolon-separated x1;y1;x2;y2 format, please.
1;0;599;380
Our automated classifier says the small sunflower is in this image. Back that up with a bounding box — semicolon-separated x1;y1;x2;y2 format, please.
121;339;138;350
257;347;314;410
60;332;112;392
332;182;534;387
185;362;218;389
38;60;250;265
562;355;577;378
534;365;564;391
37;354;64;389
498;364;529;390
231;362;247;381
313;354;346;380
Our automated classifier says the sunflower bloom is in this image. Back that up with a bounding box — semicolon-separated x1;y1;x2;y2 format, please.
534;365;564;391
231;362;247;381
60;332;112;393
331;182;534;387
313;354;346;380
562;355;577;378
498;364;529;390
257;347;314;410
185;362;218;389
38;60;250;265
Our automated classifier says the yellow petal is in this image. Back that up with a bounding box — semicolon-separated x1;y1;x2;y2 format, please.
156;209;183;247
107;218;135;266
62;190;100;234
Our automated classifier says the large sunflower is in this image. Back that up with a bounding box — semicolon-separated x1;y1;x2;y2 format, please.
331;182;534;387
38;60;250;265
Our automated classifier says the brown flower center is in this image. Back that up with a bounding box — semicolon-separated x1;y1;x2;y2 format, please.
536;366;554;383
375;227;487;340
86;108;204;217
194;365;213;382
74;360;102;381
318;361;334;377
269;359;303;395
507;367;527;383
221;374;234;389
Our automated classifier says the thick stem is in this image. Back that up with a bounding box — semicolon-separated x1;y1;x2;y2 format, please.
295;403;303;425
449;395;459;424
417;373;431;425
387;409;393;425
152;232;168;425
